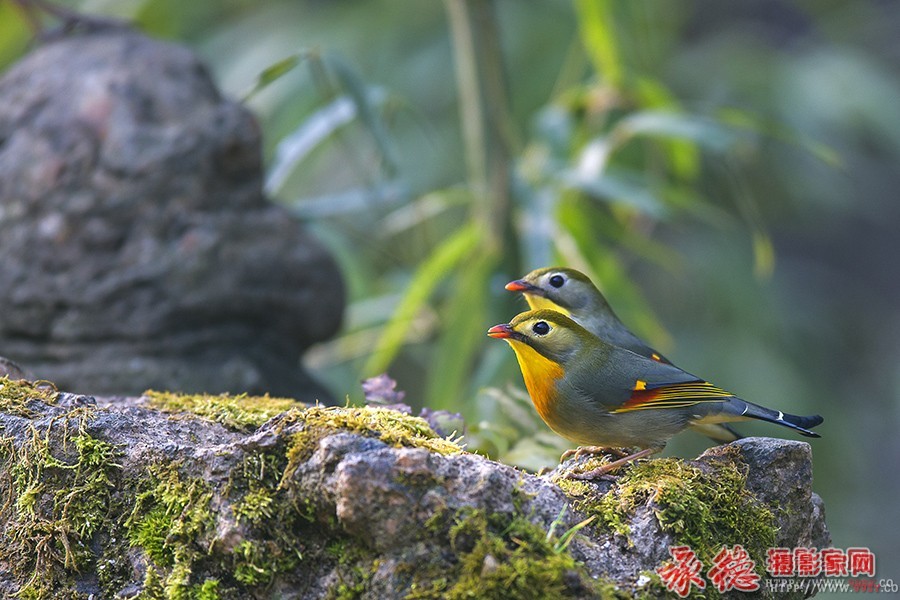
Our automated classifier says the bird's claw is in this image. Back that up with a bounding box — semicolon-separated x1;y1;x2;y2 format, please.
564;446;661;480
560;445;630;462
565;468;619;482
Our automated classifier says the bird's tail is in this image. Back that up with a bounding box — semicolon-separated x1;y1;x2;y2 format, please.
731;399;823;438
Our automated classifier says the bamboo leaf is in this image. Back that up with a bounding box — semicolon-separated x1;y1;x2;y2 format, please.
425;250;497;410
613;111;739;152
516;185;558;271
634;77;700;181
557;196;682;271
717;107;843;168
563;169;668;218
574;0;623;88
265;89;388;194
324;55;400;176
363;224;481;375
752;230;775;280
379;188;472;238
286;179;410;219
242;53;304;102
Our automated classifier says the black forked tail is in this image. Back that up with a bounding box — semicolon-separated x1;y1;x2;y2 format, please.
735;400;823;438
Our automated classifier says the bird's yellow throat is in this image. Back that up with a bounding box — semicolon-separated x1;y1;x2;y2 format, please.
505;339;563;422
523;293;572;317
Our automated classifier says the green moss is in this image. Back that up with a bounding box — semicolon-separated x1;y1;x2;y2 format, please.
120;439;300;599
282;405;463;484
138;567;166;600
232;539;301;586
134;556;221;600
126;464;216;599
558;456;777;574
144;390;303;430
124;404;451;599
329;558;379;600
232;487;275;522
0;376;59;417
0;410;121;600
406;508;611;600
195;579;220;600
230;450;284;525
322;538;381;600
225;444;314;588
127;465;213;567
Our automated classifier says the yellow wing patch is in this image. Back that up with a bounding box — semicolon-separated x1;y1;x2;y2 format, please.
612;381;733;413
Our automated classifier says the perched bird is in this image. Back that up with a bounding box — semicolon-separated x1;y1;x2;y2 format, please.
506;266;742;443
487;309;823;478
505;266;669;363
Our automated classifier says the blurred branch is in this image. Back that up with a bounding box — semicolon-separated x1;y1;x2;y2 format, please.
444;0;514;250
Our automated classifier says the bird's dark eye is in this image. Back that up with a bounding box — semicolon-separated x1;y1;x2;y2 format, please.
549;274;565;288
532;321;550;335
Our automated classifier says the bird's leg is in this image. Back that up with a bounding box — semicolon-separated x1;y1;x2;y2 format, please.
560;445;630;462
566;446;662;480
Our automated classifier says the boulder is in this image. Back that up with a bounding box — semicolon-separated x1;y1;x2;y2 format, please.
0;380;830;599
0;30;343;400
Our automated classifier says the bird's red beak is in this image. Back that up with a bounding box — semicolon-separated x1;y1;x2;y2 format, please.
505;279;532;292
487;323;514;339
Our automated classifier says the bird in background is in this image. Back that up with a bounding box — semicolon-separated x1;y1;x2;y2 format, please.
506;266;671;363
506;266;742;444
487;309;823;478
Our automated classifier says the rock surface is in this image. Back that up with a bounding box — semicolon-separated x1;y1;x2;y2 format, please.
0;30;343;400
0;380;830;599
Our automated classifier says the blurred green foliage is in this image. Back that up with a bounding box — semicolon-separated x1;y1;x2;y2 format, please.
4;0;900;586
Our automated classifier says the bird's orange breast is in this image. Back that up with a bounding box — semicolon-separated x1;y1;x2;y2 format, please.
508;341;564;424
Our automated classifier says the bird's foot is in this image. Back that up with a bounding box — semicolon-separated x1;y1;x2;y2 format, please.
565;447;661;480
560;445;630;462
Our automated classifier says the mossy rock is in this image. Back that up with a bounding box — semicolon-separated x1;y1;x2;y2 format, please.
0;381;828;599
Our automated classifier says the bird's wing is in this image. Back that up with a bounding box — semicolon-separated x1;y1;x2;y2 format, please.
600;347;734;413
610;380;734;413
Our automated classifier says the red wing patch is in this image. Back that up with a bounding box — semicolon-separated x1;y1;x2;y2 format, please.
612;381;733;413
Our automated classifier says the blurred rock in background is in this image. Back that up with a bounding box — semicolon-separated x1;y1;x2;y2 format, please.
0;30;344;400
